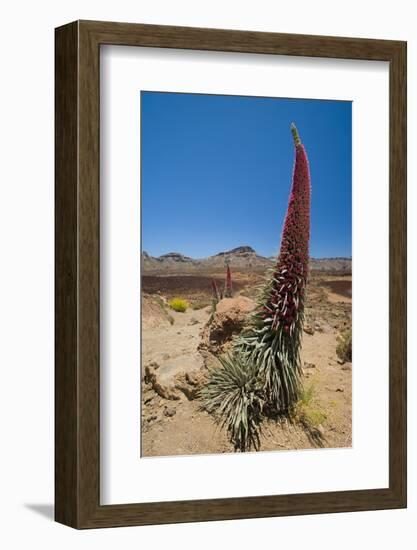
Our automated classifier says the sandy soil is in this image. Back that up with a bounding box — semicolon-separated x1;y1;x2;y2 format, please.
141;273;352;457
141;304;209;379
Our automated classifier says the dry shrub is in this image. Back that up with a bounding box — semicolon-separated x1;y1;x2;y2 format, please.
336;328;352;363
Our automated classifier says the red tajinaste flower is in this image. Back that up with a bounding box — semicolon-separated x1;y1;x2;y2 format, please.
224;264;233;298
211;278;220;302
265;123;311;333
237;123;311;410
202;123;312;446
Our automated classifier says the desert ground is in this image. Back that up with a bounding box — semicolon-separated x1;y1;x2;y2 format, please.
140;263;352;457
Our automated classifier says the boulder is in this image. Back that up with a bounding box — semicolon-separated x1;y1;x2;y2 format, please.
144;362;182;400
199;296;257;354
144;355;207;401
174;369;208;400
141;293;172;329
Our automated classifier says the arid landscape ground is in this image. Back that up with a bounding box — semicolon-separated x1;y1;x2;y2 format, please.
141;247;352;457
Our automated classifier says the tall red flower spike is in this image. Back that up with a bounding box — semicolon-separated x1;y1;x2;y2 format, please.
211;278;220;302
225;264;233;298
263;123;311;334
202;124;312;450
236;123;311;411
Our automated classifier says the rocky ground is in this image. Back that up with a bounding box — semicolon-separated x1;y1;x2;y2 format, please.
141;273;352;457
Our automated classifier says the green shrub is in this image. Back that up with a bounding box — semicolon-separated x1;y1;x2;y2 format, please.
336;328;352;363
200;353;265;451
292;385;327;427
169;298;188;312
290;385;326;446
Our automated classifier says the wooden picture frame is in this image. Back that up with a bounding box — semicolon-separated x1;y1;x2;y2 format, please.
55;20;407;529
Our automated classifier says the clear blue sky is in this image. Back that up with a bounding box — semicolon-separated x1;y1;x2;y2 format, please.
141;91;351;259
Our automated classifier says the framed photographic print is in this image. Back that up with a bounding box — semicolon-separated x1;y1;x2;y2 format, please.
55;20;406;528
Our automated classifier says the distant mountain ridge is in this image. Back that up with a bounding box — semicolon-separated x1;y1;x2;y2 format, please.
142;246;351;273
214;246;257;256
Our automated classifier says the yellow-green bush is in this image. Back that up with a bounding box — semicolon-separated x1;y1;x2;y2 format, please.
291;385;327;428
169;298;188;313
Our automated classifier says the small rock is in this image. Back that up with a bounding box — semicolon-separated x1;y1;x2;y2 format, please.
336;387;344;392
303;325;315;335
162;353;170;360
317;424;325;436
342;364;352;371
189;317;199;325
314;324;323;332
164;406;176;417
146;414;158;423
174;369;208;400
144;361;159;383
304;362;316;369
